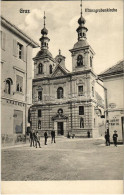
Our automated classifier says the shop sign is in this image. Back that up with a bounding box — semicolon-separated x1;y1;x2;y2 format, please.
109;119;119;126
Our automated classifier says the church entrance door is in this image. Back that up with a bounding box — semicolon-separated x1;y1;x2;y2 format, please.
57;122;64;135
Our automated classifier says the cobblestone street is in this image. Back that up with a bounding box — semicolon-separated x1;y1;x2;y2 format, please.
1;137;123;180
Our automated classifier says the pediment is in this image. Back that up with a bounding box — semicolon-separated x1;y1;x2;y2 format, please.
51;65;67;77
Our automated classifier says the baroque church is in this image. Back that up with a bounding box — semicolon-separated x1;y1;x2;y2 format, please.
30;2;104;138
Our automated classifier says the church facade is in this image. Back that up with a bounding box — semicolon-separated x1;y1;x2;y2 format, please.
30;6;104;138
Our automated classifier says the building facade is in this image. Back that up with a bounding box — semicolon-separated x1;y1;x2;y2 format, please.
1;16;39;145
98;60;124;142
30;7;104;138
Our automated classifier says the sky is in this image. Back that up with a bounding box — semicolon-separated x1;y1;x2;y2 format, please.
1;0;124;74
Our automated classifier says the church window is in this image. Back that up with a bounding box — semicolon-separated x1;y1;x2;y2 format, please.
16;75;23;93
49;65;52;74
58;108;63;114
5;78;13;94
38;91;42;101
38;63;43;74
79;106;84;115
57;87;63;99
80;117;84;128
78;86;83;95
90;57;92;67
38;120;41;129
38;109;42;117
92;86;94;97
77;55;84;66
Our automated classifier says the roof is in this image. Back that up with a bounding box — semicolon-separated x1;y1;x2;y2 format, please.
1;15;39;48
98;60;124;78
73;40;89;49
34;49;53;59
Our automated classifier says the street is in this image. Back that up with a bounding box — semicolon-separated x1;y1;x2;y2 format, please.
1;137;123;180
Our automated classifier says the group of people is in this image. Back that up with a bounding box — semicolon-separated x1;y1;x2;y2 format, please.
29;128;118;148
29;129;56;148
105;130;118;147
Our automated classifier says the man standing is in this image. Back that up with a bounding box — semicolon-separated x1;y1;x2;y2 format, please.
29;129;35;147
105;131;110;146
44;131;48;145
113;130;118;147
35;131;41;148
51;130;56;143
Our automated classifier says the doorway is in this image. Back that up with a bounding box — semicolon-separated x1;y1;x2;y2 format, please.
57;122;64;135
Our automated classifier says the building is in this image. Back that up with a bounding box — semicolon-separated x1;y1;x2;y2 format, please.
1;16;39;145
98;60;124;142
30;4;104;138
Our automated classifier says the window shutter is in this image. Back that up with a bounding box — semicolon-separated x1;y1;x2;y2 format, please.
1;31;6;50
13;39;17;57
23;45;26;62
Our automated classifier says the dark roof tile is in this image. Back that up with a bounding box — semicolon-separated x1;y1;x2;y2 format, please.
98;60;124;77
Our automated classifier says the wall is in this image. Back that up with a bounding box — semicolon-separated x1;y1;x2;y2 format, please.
1;24;34;146
104;75;124;141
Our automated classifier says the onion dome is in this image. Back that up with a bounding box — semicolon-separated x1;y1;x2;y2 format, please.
41;27;48;35
78;15;86;25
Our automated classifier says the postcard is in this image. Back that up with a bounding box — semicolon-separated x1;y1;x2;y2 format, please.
1;0;123;194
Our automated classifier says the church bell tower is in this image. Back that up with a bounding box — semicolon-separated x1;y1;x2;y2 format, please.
69;0;95;72
33;12;55;79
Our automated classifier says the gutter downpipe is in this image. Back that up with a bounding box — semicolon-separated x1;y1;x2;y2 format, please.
25;43;39;143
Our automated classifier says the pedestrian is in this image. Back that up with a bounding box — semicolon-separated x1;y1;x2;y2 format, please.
113;130;118;147
44;131;48;145
35;131;41;148
29;129;35;147
67;132;70;138
104;131;110;146
51;130;56;143
87;131;90;138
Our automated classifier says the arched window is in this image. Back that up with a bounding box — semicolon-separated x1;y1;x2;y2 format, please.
80;117;84;128
57;87;63;99
49;65;52;74
38;63;43;74
38;120;41;129
77;55;84;66
5;78;13;94
90;57;92;67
